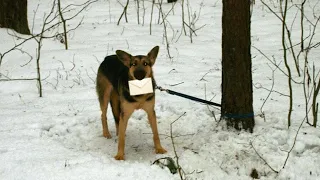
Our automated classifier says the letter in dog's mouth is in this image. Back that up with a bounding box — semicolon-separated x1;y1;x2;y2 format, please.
134;70;146;80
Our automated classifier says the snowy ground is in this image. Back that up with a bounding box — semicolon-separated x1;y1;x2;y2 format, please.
1;0;320;179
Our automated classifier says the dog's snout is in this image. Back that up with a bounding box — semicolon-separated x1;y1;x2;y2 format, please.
134;69;146;80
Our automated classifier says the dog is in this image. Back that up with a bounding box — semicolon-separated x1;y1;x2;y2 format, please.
96;46;167;160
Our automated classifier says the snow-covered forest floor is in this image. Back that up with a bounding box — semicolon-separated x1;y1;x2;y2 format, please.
0;0;319;179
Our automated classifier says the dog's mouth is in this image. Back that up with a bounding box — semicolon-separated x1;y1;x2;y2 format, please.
134;70;146;80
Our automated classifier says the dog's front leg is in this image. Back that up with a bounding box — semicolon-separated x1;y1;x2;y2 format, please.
144;106;167;154
114;107;134;160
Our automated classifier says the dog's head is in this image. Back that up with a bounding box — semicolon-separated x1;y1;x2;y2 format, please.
116;46;159;80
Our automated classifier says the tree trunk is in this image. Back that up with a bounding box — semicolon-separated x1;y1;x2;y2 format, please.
0;0;30;35
221;0;254;132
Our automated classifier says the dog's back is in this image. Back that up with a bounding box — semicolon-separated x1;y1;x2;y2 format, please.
97;55;129;92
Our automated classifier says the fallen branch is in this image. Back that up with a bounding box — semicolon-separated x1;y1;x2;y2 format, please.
250;140;279;173
251;115;309;174
170;112;187;180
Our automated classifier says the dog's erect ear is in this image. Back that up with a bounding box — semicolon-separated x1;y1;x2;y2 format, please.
116;50;132;67
147;46;159;66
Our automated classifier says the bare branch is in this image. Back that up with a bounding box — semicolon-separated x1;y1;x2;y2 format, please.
250;141;279;174
170;112;187;180
117;0;129;25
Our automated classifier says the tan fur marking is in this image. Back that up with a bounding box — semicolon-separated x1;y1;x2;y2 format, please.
114;101;135;160
142;98;167;154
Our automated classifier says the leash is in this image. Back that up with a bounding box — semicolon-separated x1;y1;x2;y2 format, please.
155;86;221;107
155;86;255;119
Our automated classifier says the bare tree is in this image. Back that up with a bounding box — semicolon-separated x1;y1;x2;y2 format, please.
260;0;320;127
221;0;254;132
0;0;30;34
0;0;98;97
117;0;129;25
57;0;68;50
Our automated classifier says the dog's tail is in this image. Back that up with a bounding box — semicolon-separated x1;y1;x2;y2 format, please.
110;90;120;125
96;68;106;106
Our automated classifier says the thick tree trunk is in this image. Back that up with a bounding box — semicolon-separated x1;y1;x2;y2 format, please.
0;0;30;35
221;0;254;132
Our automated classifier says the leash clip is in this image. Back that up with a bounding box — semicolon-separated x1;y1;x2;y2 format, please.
155;85;167;92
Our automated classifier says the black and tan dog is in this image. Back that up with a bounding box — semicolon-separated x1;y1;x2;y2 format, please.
96;46;167;160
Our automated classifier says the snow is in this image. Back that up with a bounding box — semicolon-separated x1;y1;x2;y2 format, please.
1;0;320;179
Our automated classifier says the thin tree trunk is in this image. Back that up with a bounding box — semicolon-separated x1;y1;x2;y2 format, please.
57;0;68;50
221;0;254;132
0;0;30;35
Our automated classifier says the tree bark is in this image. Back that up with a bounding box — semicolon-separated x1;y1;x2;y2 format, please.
0;0;30;35
221;0;254;132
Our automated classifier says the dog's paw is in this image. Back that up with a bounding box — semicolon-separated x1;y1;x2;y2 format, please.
114;154;125;160
103;132;112;139
155;147;167;154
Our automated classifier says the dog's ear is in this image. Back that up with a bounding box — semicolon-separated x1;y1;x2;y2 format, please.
147;46;159;66
116;50;132;67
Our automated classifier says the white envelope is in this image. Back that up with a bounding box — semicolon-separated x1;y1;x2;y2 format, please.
129;78;154;96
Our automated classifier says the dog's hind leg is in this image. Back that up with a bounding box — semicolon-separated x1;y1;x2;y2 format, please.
110;89;120;136
96;70;112;139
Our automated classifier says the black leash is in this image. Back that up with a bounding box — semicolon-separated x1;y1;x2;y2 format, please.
156;86;221;107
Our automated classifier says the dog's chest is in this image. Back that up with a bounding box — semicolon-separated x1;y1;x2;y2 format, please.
135;102;144;109
131;95;153;109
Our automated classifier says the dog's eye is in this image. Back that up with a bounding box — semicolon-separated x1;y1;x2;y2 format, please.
130;63;136;66
143;62;148;66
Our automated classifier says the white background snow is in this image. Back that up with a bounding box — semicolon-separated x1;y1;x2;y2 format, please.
0;0;319;179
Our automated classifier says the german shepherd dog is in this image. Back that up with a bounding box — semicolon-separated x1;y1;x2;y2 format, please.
96;46;167;160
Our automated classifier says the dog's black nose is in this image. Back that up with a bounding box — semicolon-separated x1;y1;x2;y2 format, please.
134;70;146;80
